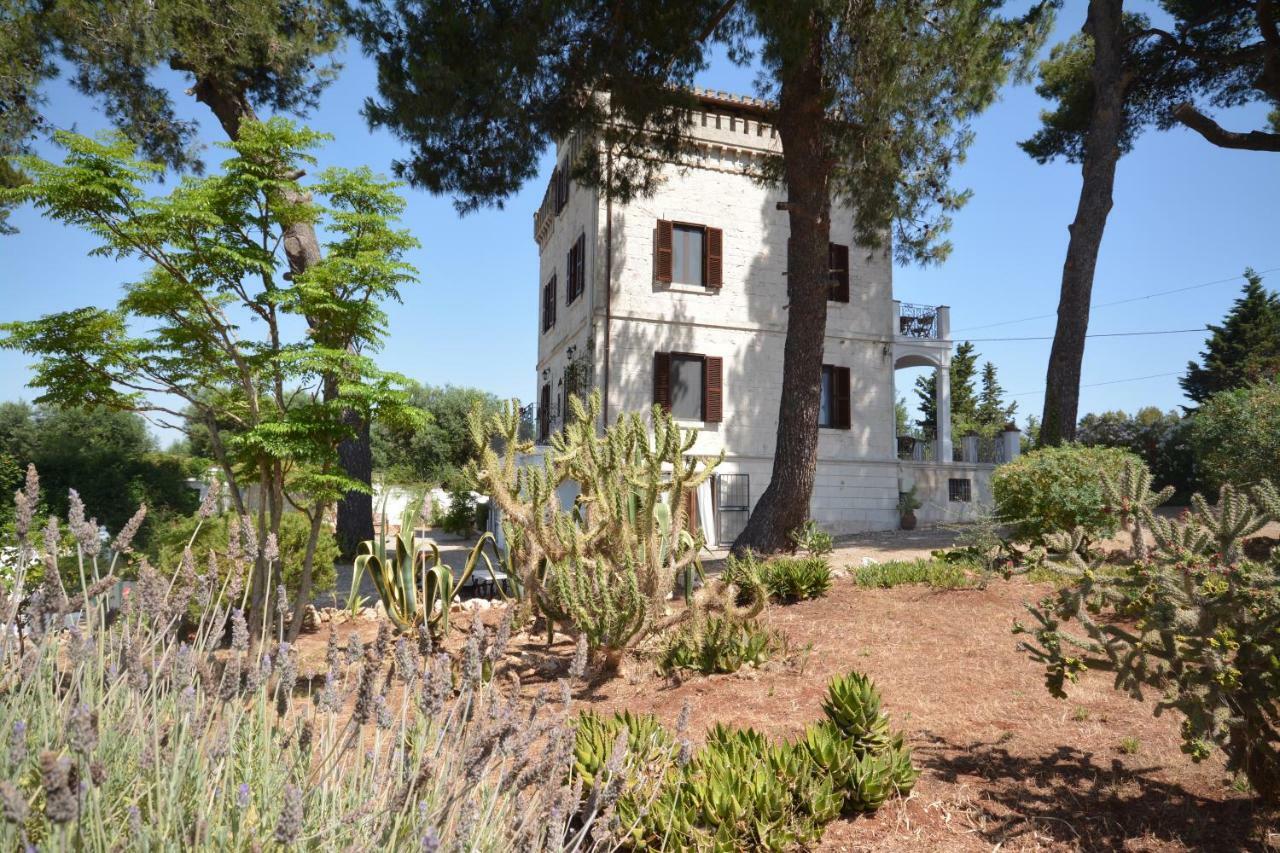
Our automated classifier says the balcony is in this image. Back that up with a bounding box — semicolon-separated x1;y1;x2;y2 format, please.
894;301;948;341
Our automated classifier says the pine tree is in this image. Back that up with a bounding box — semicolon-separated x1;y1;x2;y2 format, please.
915;341;979;437
976;361;1017;432
351;1;1049;554
1180;270;1280;405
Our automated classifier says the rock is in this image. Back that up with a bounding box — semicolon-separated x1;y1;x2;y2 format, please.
301;605;322;633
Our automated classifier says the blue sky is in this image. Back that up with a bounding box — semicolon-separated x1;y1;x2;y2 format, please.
3;2;1278;441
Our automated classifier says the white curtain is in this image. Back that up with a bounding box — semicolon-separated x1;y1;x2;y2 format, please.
697;477;717;548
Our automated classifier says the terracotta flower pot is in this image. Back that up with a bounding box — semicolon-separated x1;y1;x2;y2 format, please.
900;511;917;531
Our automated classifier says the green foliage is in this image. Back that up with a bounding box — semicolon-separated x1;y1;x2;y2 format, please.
440;488;477;536
1188;379;1280;489
723;552;830;604
788;519;833;556
853;559;971;590
657;616;781;676
5;0;345;175
976;361;1018;430
761;557;833;603
0;119;420;633
1181;271;1280;405
896;486;922;515
1015;478;1280;807
1100;460;1175;561
992;443;1143;544
575;670;915;849
1076;406;1198;501
371;382;504;485
471;392;719;670
149;511;338;608
0;402;200;545
354;496;490;637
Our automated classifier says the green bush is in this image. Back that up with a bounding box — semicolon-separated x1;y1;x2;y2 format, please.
853;558;971;589
992;443;1143;544
788;519;834;556
725;553;831;603
440;488;476;536
1188;379;1280;489
657;616;781;675
149;511;338;610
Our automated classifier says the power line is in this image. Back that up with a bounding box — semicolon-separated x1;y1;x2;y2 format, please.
965;326;1207;342
952;265;1280;333
1009;372;1182;398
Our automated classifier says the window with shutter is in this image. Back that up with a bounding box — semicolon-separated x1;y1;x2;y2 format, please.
542;275;557;332
655;220;673;283
829;243;850;302
538;383;551;442
672;224;704;286
704;356;723;422
653;352;672;411
819;365;852;429
705;228;723;288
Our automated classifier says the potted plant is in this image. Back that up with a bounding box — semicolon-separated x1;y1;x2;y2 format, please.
897;486;922;530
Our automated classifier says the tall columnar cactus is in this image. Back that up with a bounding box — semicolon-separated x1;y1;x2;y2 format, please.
1101;460;1174;561
468;392;722;668
1016;478;1280;808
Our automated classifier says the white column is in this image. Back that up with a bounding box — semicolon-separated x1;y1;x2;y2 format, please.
935;364;953;463
1001;426;1022;463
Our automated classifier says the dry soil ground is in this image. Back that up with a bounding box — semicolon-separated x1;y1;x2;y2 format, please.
298;522;1280;851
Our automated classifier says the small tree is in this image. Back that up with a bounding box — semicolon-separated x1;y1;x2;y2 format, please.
976;361;1017;434
0;121;419;638
1181;271;1280;406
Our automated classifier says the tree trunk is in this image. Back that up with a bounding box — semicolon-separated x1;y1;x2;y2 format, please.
1039;0;1127;446
190;73;374;555
335;413;375;556
287;507;327;642
732;15;832;555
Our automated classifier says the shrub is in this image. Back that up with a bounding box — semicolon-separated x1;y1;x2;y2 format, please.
1015;477;1280;808
724;552;831;603
149;510;338;611
853;558;971;589
763;557;833;602
440;488;477;536
576;670;916;849
992;443;1143;544
1189;379;1280;489
0;485;595;851
657;616;782;675
789;520;834;556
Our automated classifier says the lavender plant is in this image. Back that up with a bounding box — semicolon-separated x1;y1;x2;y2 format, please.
0;477;601;850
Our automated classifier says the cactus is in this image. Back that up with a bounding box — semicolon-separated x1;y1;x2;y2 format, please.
1016;478;1280;808
1101;460;1174;561
469;391;722;669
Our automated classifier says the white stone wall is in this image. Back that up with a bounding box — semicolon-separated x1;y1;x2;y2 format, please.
530;108;972;533
900;462;996;525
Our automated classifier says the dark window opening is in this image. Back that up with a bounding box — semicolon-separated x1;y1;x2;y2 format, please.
672;224;704;286
949;478;971;502
670;354;705;421
717;473;750;544
541;275;557;332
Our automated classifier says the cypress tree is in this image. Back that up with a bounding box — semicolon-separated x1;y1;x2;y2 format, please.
1180;270;1280;405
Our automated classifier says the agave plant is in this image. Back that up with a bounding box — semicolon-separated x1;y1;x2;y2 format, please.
354;494;492;636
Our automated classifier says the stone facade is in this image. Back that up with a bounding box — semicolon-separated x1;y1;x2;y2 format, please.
532;90;1010;541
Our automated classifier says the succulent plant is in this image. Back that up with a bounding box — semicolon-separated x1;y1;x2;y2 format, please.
822;671;893;754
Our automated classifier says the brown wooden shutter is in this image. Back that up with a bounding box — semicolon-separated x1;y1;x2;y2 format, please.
575;233;586;300
655;220;673;283
829;243;850;302
705;227;723;289
653;352;672;411
549;275;557;327
538;383;550;440
834;366;851;429
704;356;723;423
